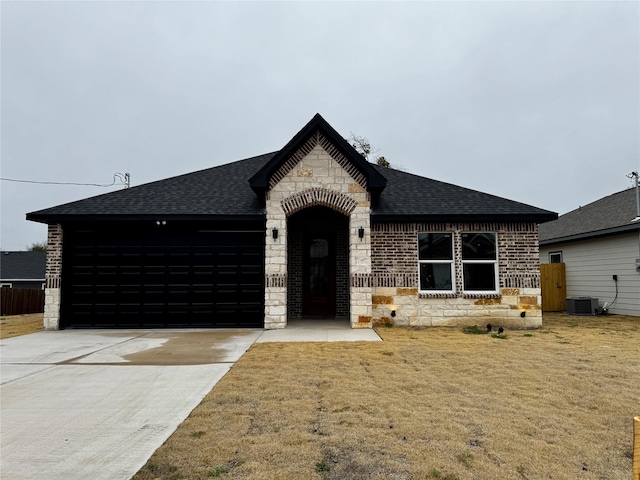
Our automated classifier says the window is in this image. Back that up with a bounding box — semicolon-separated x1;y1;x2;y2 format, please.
461;232;498;292
549;251;563;264
418;233;454;292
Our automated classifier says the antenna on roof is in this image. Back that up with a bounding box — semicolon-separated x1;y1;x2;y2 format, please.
627;171;639;222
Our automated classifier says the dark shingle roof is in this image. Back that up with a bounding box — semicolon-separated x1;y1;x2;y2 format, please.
28;153;274;222
27;155;556;224
539;188;640;244
1;251;46;280
372;165;556;222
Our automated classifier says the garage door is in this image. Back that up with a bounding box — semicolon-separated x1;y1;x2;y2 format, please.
61;223;264;328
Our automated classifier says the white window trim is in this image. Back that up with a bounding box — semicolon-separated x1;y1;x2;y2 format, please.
0;283;12;288
417;232;455;294
461;232;499;294
549;251;563;263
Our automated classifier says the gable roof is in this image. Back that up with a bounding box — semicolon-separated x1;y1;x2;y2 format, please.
249;113;387;197
539;188;640;245
0;251;46;281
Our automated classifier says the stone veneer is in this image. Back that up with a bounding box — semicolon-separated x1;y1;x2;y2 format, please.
264;132;372;329
371;222;542;328
44;223;63;330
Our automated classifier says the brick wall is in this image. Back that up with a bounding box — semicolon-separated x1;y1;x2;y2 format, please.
371;222;542;328
44;223;63;329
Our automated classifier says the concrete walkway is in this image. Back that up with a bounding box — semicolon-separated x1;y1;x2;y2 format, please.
0;324;380;480
257;318;382;342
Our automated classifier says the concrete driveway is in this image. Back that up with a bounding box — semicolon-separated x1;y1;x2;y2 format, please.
0;329;263;480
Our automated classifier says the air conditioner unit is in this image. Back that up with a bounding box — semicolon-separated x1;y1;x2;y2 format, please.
566;297;598;316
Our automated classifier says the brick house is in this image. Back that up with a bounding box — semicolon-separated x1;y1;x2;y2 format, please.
27;114;556;330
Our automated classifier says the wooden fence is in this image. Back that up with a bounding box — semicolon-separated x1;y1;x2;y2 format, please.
540;263;567;312
0;288;45;316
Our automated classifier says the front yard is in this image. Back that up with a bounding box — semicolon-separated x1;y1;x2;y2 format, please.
133;313;639;480
0;313;44;339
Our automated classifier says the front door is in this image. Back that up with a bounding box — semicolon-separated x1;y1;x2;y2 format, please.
303;235;335;316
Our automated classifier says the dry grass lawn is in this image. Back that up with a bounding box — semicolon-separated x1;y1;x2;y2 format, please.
0;313;43;339
133;313;639;480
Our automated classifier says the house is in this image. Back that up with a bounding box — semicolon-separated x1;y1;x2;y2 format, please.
27;114;556;330
0;251;46;290
539;187;640;316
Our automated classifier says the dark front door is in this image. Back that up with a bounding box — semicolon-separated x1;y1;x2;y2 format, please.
303;234;335;316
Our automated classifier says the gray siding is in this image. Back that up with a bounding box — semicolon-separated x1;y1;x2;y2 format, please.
540;232;640;316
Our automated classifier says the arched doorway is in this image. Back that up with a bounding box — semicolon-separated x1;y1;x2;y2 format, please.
287;206;349;318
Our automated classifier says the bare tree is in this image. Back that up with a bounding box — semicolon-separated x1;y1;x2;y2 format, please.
348;133;393;168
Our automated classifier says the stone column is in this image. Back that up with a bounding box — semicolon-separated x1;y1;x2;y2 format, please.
264;204;287;329
349;205;372;328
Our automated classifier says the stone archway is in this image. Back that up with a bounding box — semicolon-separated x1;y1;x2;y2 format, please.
263;142;373;330
281;187;357;217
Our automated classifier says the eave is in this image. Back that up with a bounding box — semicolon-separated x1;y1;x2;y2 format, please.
371;213;558;224
539;223;640;246
25;213;266;225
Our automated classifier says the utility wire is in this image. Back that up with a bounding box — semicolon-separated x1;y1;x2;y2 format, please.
1;172;130;188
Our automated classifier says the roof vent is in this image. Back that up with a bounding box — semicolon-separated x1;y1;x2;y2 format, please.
566;297;598;316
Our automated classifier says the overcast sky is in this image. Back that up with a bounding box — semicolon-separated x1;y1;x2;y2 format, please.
2;1;638;251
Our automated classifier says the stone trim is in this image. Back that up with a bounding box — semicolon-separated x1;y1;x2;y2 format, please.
265;273;287;288
418;293;458;299
374;222;538;233
501;273;540;289
350;273;373;288
281;187;358;217
372;273;417;288
462;293;502;299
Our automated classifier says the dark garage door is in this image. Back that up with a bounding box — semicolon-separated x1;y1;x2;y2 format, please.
61;223;264;328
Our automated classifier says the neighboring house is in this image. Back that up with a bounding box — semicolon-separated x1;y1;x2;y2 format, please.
539;188;640;316
27;114;556;330
0;251;46;290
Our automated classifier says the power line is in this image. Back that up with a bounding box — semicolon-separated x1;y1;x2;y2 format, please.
1;172;130;188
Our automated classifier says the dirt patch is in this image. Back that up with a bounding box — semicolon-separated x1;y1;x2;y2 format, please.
121;331;257;365
0;313;43;339
133;312;639;480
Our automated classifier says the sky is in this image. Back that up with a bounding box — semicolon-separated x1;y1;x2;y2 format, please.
1;1;638;251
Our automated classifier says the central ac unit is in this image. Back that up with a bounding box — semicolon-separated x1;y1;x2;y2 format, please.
566;297;598;316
